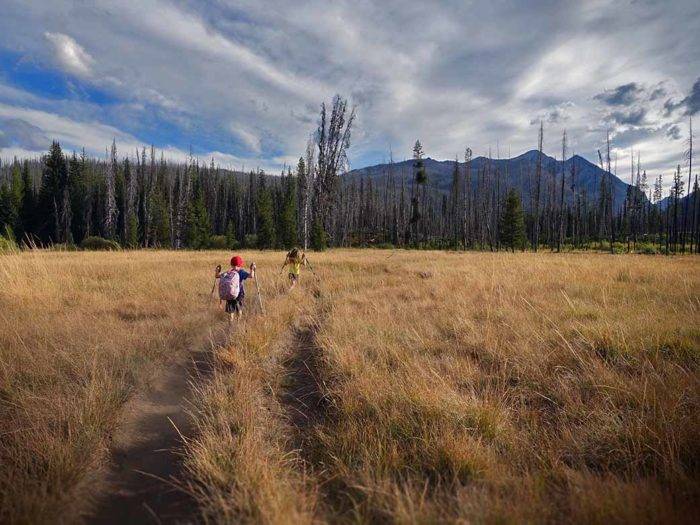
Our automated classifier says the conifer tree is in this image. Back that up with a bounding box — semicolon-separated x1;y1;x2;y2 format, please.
410;139;426;245
0;181;16;232
185;180;211;249
10;163;22;231
281;174;298;249
150;190;170;247
256;175;276;249
500;188;526;252
19;160;34;241
127;212;139;248
37;141;67;244
68;152;89;245
225;221;238;249
311;215;326;251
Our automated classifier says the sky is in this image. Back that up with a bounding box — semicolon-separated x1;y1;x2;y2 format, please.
0;0;698;188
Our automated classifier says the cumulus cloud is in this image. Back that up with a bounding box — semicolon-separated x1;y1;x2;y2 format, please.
0;101;290;172
663;77;700;117
595;83;643;106
682;77;700;115
606;108;647;126
44;32;95;77
530;102;574;125
229;124;262;154
0;0;697;188
666;124;681;140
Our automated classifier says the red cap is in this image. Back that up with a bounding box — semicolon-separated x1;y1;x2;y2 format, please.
231;255;244;267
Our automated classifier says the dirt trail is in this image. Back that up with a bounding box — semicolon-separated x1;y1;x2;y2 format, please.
279;322;329;443
90;332;220;525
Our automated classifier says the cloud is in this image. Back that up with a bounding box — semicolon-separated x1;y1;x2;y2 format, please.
0;101;290;172
663;77;700;116
44;32;95;77
595;83;643;106
666;124;681;140
683;77;700;115
649;84;667;101
0;0;698;190
530;102;574;125
606;108;647;126
229;124;262;154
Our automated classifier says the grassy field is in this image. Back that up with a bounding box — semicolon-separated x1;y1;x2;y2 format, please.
1;249;699;523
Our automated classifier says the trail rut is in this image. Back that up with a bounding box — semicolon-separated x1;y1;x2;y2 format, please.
279;322;329;446
90;332;220;524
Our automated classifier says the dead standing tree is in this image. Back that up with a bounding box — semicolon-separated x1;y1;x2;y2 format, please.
682;117;693;253
533;121;543;251
314;95;355;247
558;130;567;252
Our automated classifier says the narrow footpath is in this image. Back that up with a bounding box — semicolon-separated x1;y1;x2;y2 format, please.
90;336;218;525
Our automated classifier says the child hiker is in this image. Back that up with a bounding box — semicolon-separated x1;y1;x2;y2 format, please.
280;248;308;289
216;255;255;324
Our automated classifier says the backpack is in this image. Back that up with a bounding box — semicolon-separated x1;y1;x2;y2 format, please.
219;270;241;301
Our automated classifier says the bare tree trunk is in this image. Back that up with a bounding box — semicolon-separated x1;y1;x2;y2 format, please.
534;121;543;251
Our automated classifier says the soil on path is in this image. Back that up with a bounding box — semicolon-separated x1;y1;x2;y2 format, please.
90;332;220;525
279;322;329;450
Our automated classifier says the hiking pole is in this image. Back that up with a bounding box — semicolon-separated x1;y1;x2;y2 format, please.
210;265;222;297
306;258;321;282
252;263;265;315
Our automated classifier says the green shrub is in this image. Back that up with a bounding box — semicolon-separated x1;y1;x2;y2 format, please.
208;235;228;249
81;236;121;251
243;234;257;248
636;242;659;255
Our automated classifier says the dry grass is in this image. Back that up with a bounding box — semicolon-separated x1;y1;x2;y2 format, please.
187;250;700;524
2;249;698;524
0;250;248;523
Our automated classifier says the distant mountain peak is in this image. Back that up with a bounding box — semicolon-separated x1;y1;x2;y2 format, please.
346;149;640;211
514;149;541;161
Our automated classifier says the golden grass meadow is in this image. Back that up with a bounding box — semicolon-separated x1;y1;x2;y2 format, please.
1;249;699;524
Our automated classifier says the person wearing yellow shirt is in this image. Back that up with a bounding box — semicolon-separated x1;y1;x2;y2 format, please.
280;247;307;289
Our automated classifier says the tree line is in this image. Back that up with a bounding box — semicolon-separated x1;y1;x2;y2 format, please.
0;97;698;253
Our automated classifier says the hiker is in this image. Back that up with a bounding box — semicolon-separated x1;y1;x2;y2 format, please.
280;247;308;289
216;255;255;323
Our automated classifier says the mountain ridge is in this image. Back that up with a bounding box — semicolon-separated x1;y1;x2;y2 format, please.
345;151;644;211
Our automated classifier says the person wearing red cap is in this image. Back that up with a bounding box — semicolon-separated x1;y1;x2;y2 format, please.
215;255;256;323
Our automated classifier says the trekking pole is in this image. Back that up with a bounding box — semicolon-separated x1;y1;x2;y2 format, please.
252;263;265;315
306;258;321;282
210;265;221;297
207;264;222;306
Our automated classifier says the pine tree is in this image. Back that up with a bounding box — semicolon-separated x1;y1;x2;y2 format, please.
68;152;90;245
225;221;238;249
311;215;326;251
150;190;170;247
499;188;526;252
281;174;298;249
410;139;426;245
37;141;67;244
10;163;22;231
19;160;35;242
256;175;276;249
0;163;21;235
127;212;139;248
185;181;211;249
0;182;16;231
